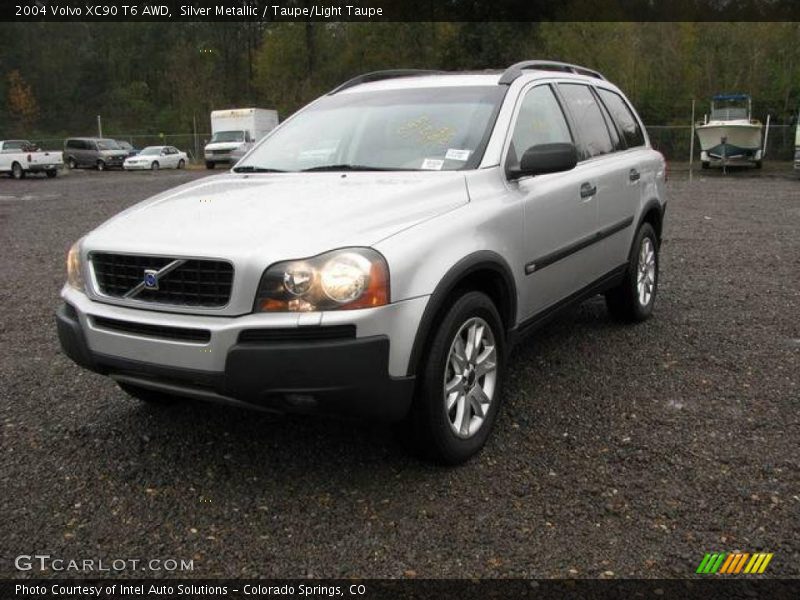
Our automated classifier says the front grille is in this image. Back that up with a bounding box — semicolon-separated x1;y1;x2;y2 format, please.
91;252;234;308
211;149;230;155
92;316;211;343
238;325;356;343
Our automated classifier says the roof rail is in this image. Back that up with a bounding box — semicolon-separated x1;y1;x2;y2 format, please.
329;69;444;95
499;60;606;85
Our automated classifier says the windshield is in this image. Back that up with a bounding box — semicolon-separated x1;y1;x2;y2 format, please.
97;139;120;150
237;86;504;172
711;98;749;121
211;131;245;143
139;147;162;156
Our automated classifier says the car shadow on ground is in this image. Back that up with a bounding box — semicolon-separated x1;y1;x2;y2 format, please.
88;297;631;483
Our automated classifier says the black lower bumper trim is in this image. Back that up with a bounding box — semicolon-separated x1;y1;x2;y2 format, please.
56;304;415;421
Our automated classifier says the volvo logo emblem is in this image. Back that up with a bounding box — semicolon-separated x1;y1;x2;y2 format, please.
143;269;159;290
123;259;186;299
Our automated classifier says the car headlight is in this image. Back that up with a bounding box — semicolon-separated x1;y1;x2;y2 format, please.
66;239;85;291
255;248;389;312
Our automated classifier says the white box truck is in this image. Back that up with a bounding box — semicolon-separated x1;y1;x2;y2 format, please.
204;108;279;169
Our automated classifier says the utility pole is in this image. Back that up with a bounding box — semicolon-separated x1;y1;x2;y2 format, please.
689;99;695;183
97;115;103;138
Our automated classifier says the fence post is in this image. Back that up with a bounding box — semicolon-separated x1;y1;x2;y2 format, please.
689;99;695;182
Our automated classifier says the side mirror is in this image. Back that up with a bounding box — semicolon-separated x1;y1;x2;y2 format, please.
508;143;578;179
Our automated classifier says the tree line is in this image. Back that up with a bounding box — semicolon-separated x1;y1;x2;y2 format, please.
1;22;798;141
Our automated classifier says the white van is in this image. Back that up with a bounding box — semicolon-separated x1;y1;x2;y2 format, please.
204;108;278;169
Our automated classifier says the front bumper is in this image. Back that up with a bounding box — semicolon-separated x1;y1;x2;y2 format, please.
204;154;233;163
56;291;425;420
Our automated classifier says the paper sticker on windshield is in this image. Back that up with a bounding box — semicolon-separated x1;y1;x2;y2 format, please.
445;149;471;161
421;158;444;170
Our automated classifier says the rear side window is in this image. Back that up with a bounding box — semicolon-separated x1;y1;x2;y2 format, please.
509;84;572;164
66;139;78;149
597;88;645;148
558;83;614;159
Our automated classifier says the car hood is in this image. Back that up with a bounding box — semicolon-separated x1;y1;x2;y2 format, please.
84;172;469;263
101;150;129;158
205;142;242;151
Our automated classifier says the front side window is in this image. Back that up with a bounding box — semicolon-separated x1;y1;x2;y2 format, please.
597;88;645;148
237;86;505;172
558;83;614;159
508;84;573;168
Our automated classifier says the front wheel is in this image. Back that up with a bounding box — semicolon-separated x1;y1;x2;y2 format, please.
96;160;106;171
408;291;506;465
46;170;57;178
68;157;78;170
205;161;215;169
11;162;24;179
118;382;181;406
177;159;185;169
605;222;659;322
151;161;159;170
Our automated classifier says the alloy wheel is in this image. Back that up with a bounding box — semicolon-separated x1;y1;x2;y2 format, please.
443;317;498;439
637;237;656;307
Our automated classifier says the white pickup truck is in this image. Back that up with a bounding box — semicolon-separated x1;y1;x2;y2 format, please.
0;140;64;179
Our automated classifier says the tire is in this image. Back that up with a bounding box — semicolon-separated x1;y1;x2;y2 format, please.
205;161;215;169
68;157;78;170
151;161;159;170
11;162;24;180
96;160;106;171
118;382;182;406
701;161;709;170
46;170;57;178
407;291;506;465
755;160;763;169
605;222;659;322
178;159;185;169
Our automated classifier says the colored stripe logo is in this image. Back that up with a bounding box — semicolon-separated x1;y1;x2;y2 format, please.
696;552;773;574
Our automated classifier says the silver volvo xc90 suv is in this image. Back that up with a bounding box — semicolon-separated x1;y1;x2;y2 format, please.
58;61;667;464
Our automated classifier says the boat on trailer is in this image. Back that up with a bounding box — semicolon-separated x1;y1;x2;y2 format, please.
696;94;764;169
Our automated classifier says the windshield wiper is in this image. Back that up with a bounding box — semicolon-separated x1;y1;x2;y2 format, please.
232;165;286;173
301;164;399;172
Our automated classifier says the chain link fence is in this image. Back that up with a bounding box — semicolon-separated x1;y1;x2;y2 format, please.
30;125;798;164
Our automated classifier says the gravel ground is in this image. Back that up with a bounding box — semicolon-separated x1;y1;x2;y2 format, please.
0;166;798;579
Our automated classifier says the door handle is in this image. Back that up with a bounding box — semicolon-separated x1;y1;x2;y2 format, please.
629;168;641;182
580;182;597;199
